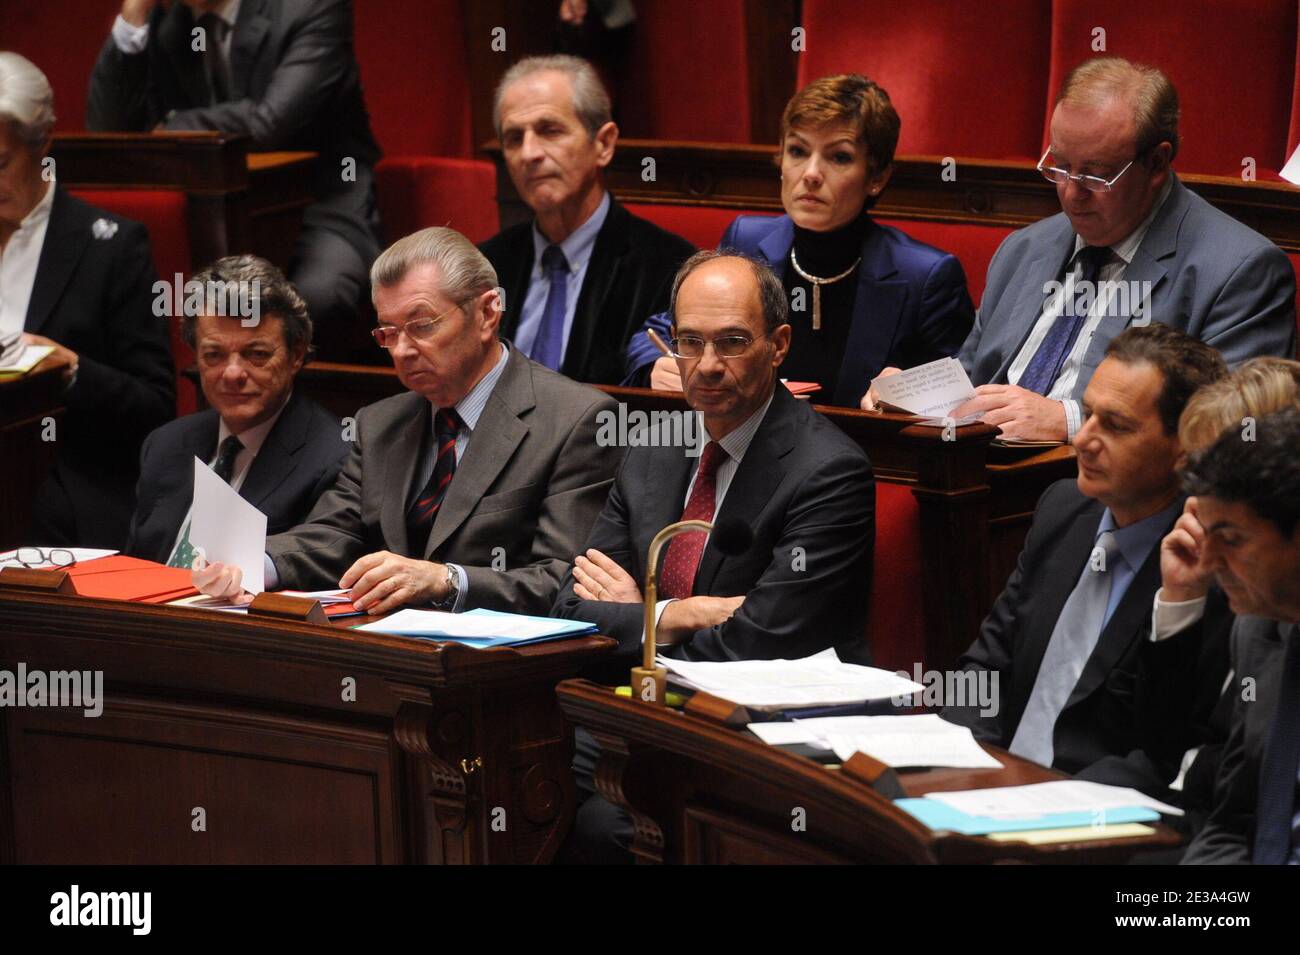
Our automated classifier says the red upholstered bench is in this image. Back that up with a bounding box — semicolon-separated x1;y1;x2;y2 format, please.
1290;252;1300;357
867;481;926;672
877;217;1013;307
374;157;498;245
68;188;195;416
620;203;775;251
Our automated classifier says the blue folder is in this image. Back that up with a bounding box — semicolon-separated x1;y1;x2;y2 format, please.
894;797;1161;835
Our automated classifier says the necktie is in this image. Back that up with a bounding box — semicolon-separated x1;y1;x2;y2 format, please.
406;408;461;557
166;434;243;568
1010;530;1120;766
199;13;232;104
1252;623;1300;864
658;442;725;600
1018;244;1113;396
529;244;569;370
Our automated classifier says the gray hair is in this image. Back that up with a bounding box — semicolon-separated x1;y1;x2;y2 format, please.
0;52;56;146
670;249;789;333
492;54;612;139
371;226;499;308
183;255;313;353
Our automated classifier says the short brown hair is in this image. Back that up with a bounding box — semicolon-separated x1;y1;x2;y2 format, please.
781;73;900;177
1104;323;1227;435
1057;56;1180;161
1178;357;1300;452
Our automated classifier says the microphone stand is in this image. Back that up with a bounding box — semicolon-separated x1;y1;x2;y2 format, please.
631;519;713;705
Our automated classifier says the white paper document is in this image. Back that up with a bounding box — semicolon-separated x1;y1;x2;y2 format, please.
188;457;267;594
747;713;1001;768
871;357;976;418
660;648;924;710
0;344;54;375
1282;143;1300;186
926;780;1183;819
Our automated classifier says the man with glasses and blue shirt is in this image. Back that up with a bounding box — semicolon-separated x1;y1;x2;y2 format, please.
192;227;621;617
907;57;1295;442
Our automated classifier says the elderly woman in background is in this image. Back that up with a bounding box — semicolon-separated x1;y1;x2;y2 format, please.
0;52;173;547
625;73;975;408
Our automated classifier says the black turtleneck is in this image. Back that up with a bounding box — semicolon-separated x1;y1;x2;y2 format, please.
781;212;870;404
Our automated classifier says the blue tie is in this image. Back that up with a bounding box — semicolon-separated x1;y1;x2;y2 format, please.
1019;245;1112;395
1252;624;1300;864
530;244;569;370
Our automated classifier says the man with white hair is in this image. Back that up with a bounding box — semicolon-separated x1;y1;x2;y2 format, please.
0;51;173;548
480;54;694;385
194;227;622;617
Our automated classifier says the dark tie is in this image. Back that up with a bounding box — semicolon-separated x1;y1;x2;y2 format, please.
212;434;243;484
1252;623;1300;864
406;408;461;557
1018;244;1112;395
529;244;569;370
659;442;725;600
199;13;232;104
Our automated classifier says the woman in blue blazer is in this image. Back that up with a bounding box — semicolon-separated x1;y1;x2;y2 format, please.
625;74;975;408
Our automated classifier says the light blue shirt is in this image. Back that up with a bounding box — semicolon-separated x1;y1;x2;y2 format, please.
1094;498;1182;627
513;191;611;365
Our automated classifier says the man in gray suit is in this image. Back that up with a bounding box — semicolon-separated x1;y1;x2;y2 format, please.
951;57;1295;442
1151;410;1300;864
194;227;621;616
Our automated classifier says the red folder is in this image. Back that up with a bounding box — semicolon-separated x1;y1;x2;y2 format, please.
66;555;199;603
783;381;822;396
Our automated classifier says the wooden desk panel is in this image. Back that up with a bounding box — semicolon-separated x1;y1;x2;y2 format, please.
557;680;1183;865
0;366;65;550
0;589;613;864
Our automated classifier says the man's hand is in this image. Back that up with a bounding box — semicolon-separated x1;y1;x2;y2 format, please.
573;549;642;603
121;0;157;27
1160;497;1214;603
954;384;1067;441
192;557;254;604
655;595;744;645
648;355;683;392
559;0;588;24
339;551;447;615
22;333;78;384
860;366;902;411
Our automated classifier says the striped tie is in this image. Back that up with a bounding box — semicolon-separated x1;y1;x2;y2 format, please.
406;407;461;556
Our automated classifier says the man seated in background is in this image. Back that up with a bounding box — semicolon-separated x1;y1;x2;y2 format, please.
193;227;621;617
870;57;1295;441
0;52;174;549
87;0;384;360
126;256;348;565
942;324;1228;796
480;54;695;385
1176;410;1300;864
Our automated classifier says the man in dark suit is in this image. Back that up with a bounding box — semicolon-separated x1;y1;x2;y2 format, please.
194;227;621;616
1154;410;1300;864
0;52;174;548
942;324;1228;793
126;256;347;564
554;250;874;861
86;0;383;360
479;54;694;386
949;57;1294;441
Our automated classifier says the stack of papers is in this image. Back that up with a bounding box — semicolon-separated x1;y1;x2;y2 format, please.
0;342;53;378
660;648;923;711
871;357;977;420
897;780;1182;835
354;608;597;647
748;714;1002;769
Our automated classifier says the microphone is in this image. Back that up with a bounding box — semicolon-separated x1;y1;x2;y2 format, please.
631;517;753;705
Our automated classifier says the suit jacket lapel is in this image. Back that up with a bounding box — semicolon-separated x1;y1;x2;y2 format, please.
561;199;629;380
993;225;1074;384
426;349;533;556
379;394;430;559
1255;622;1300;863
835;220;908;405
239;392;308;508
25;188;91;336
229;0;271;99
692;388;796;596
755;217;795;280
640;447;695;582
498;228;535;343
157;3;212;108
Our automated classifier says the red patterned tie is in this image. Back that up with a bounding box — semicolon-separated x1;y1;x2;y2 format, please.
659;441;725;600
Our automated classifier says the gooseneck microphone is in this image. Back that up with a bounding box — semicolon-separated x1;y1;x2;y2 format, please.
631;517;753;704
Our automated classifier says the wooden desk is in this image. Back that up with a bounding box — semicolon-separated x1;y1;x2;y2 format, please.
49;133;317;271
0;364;65;550
0;588;613;864
557;680;1183;864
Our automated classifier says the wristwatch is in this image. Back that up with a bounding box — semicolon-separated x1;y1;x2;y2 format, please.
437;564;460;610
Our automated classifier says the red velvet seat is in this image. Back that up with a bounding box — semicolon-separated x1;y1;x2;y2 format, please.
620;203;775;250
7;0;117;132
69;188;195;415
868;481;926;672
1049;0;1298;177
375;158;498;245
798;0;1053;160
877;218;1014;307
1289;252;1300;357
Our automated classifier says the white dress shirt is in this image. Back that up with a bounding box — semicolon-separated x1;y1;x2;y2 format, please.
1006;177;1174;439
113;0;240;59
0;179;55;340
